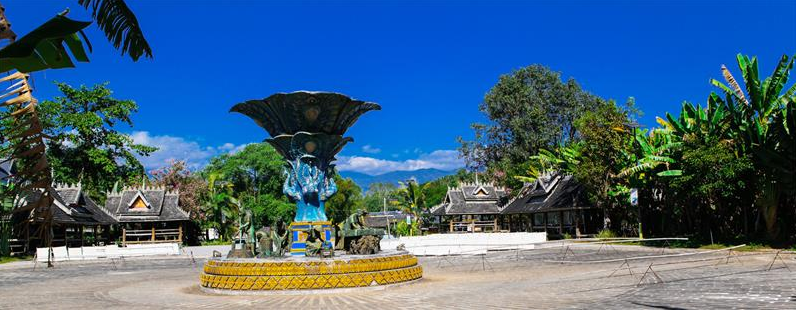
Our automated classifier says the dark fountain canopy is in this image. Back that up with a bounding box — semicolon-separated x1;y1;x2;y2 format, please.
230;91;381;136
230;91;381;161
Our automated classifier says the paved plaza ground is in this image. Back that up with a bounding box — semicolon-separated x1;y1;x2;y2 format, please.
0;243;793;309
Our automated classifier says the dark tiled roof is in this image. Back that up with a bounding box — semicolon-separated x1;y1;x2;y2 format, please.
501;174;591;214
365;216;389;227
107;186;189;222
429;173;593;216
366;211;413;228
24;184;117;225
446;202;501;215
429;182;506;216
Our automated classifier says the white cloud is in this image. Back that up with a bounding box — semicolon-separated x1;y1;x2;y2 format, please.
361;144;381;154
129;131;250;171
336;150;464;175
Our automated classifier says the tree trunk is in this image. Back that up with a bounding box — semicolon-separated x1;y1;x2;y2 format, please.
757;176;780;240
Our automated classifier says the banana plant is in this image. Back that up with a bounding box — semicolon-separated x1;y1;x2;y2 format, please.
618;128;682;178
710;53;796;238
664;93;731;144
515;143;581;183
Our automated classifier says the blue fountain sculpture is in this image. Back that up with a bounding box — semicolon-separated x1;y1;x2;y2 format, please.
231;92;380;255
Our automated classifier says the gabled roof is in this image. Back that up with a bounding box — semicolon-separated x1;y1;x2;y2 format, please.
107;186;189;222
500;173;591;214
23;183;117;225
429;172;594;216
429;181;507;216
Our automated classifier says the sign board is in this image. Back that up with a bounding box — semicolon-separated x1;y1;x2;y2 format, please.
630;188;639;206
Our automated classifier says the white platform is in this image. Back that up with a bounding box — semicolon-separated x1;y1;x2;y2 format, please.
36;243;181;262
381;232;547;256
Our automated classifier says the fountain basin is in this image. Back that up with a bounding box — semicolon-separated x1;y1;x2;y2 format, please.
199;250;422;293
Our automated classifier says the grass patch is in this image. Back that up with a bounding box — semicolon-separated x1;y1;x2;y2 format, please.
595;229;617;239
201;240;232;246
613;241;642;246
0;255;31;264
697;243;728;250
695;242;772;252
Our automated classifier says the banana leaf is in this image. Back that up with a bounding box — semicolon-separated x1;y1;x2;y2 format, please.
0;14;92;73
656;170;682;177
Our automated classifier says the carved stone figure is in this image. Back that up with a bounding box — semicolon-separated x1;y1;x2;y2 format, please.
350;235;381;255
305;225;333;257
336;209;385;254
270;225;288;257
255;227;273;258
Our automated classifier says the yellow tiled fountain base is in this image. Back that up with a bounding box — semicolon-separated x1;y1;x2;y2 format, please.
200;254;423;291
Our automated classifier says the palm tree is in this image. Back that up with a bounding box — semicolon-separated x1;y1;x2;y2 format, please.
398;179;425;235
204;173;239;241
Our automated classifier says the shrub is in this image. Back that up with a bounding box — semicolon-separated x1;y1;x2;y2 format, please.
395;221;410;236
596;229;616;239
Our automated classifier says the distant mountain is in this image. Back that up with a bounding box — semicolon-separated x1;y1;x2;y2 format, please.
339;168;455;192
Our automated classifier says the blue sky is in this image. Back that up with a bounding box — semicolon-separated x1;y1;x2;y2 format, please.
5;0;796;175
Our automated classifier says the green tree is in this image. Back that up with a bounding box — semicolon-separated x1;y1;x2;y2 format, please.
398;179;426;234
572;99;635;231
459;65;602;186
203;172;239;241
670;138;754;237
421;169;474;207
39;82;156;202
325;174;363;224
201;143;292;228
361;182;400;212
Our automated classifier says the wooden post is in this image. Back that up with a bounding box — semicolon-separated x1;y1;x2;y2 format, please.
122;227;126;245
24;222;29;253
582;211;588;235
178;224;183;243
449;220;453;233
493;218;498;232
151;225;156;242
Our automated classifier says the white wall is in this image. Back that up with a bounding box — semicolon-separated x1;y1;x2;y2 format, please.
381;232;547;256
36;243;181;262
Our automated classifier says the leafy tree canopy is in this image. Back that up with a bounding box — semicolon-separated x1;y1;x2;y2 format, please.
39;82;155;202
459;64;603;184
325;174;363;224
201;143;292;228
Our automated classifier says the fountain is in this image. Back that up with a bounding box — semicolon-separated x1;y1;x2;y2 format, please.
199;91;422;293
